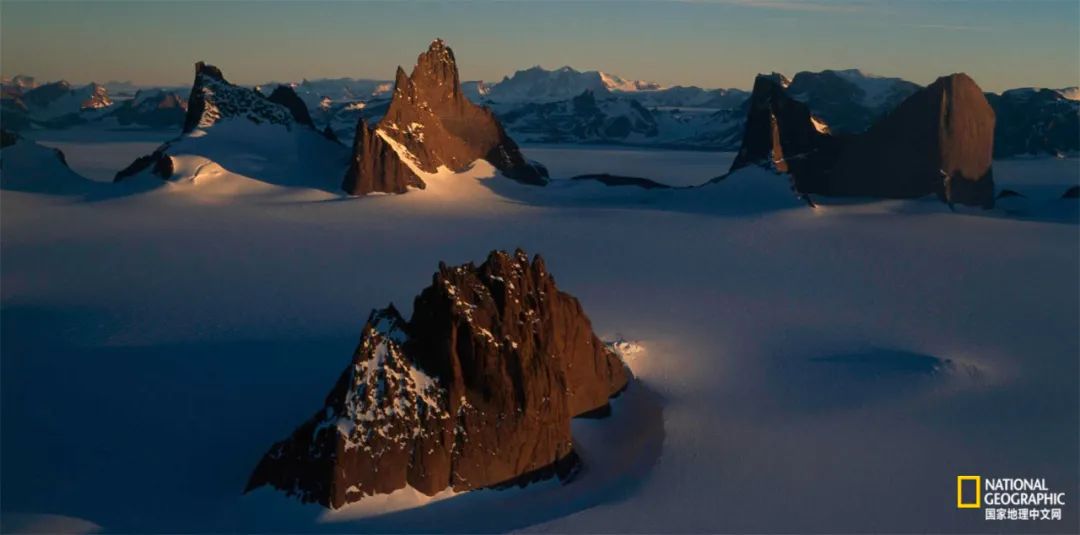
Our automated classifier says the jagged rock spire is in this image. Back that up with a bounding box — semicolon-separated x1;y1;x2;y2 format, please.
246;249;628;508
370;39;548;187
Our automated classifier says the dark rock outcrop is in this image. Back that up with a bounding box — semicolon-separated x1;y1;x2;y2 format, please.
829;73;996;206
376;39;548;186
730;73;996;208
570;173;672;189
341;119;424;195
267;85;316;128
246;249;629;509
1063;186;1079;199
114;149;173;182
1;128;18;149
730;73;840;194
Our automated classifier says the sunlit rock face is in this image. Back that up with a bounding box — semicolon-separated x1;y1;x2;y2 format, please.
246;249;629;509
376;39;548;186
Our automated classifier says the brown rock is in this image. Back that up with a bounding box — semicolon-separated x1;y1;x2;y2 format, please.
729;73;840;194
829;73;996;207
341;118;425;195
729;72;997;208
246;249;628;509
376;40;547;186
113;149;173;182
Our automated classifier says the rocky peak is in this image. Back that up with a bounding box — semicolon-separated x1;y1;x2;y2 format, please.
988;86;1078;157
411;38;462;107
182;61;310;133
194;61;225;82
246;249;628;509
79;83;112;110
21;81;74;108
729;71;996;207
730;73;834;184
369;39;548;189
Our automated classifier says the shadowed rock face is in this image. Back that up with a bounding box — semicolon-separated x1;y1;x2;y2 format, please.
341;118;424;195
267;85;315;128
377;40;548;186
730;74;840;194
730;73;996;207
114;150;173;182
829;73;996;206
246;249;629;509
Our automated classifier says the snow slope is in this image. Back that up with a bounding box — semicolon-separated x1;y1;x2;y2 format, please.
1;138;1077;532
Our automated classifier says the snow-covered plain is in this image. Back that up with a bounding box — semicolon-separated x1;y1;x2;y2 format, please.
1;135;1077;533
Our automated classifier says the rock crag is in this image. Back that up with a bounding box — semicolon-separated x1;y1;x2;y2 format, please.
730;73;996;207
246;249;629;509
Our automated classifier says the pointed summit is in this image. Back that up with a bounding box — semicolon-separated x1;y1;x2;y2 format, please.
366;39;547;189
193;61;225;83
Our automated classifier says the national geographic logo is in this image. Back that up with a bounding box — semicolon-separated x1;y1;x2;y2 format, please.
957;475;1066;521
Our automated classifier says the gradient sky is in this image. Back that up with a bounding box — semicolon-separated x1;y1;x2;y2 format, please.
2;0;1078;93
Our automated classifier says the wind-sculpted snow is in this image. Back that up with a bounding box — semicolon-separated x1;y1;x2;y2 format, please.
1;139;1076;531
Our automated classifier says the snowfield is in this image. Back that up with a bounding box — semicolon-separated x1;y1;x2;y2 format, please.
1;136;1077;532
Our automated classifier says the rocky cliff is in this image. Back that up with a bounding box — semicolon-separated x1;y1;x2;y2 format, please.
374;40;547;186
730;72;996;207
246;249;629;509
828;73;996;207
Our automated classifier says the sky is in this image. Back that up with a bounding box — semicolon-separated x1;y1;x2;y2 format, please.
1;0;1078;93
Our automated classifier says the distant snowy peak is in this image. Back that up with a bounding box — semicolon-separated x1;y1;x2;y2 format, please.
20;81;112;112
485;65;612;103
782;68;920;134
828;68;918;108
108;89;187;128
988;86;1079;157
1057;87;1079;101
599;71;665;92
1;80;115;128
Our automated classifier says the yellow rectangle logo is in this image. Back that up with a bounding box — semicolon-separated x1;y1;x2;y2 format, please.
957;475;981;508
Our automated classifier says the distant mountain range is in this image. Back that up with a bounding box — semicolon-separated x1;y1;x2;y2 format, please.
2;67;1077;158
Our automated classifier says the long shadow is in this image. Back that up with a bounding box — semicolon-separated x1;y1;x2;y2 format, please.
478;168;811;219
768;347;985;413
309;379;666;534
1;304;665;533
